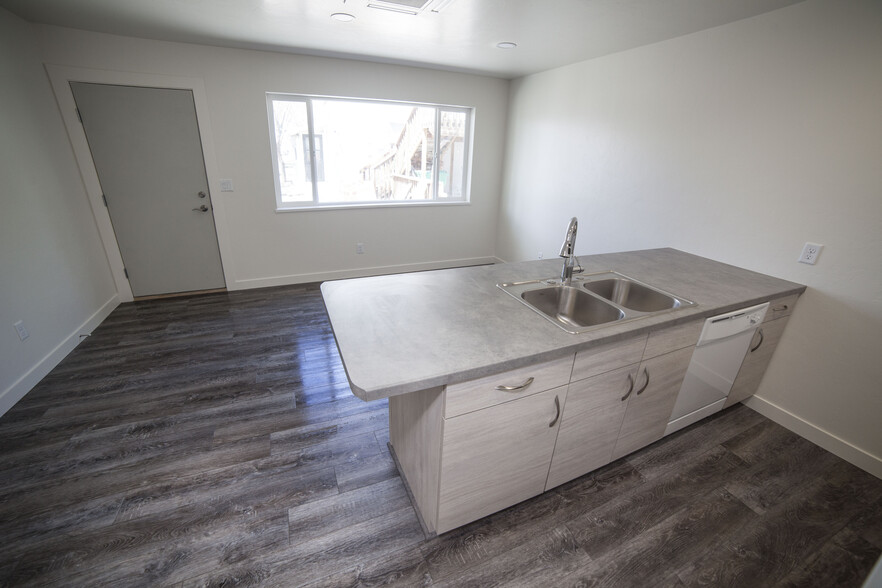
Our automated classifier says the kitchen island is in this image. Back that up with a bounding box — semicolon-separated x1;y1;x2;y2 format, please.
321;248;805;533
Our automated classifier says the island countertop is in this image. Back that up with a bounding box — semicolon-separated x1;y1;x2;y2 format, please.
320;248;805;401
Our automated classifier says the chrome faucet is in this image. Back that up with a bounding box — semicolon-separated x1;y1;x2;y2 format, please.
559;217;579;285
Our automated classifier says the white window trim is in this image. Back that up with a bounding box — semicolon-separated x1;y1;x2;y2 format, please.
266;93;473;212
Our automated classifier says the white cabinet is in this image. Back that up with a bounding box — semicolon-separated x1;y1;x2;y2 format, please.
724;316;790;408
388;317;709;534
389;355;574;535
546;364;635;489
436;386;565;533
611;346;694;460
723;294;797;409
544;321;700;490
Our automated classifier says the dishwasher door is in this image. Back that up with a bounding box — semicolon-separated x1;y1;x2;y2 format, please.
665;302;769;436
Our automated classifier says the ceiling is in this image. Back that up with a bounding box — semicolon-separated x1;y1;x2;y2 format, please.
1;0;806;78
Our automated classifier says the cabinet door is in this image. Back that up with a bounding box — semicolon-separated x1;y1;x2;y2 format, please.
546;364;637;490
724;316;789;408
437;386;564;533
611;346;693;461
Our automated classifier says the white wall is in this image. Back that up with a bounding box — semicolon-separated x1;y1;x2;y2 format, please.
0;9;118;413
35;26;510;290
497;0;882;475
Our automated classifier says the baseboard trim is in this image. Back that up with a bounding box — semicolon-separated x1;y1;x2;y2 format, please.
0;295;119;417
744;395;882;479
230;257;498;290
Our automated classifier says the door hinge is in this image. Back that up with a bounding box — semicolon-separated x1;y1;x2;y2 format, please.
101;194;108;207
123;267;129;279
76;108;82;123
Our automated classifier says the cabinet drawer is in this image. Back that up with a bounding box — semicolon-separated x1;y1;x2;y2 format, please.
444;354;574;418
643;319;703;359
765;294;799;322
571;335;646;382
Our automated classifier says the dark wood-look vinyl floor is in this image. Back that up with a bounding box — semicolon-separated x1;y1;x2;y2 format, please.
1;284;880;587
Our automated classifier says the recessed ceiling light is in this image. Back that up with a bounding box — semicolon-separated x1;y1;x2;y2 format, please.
496;42;517;49
331;12;356;22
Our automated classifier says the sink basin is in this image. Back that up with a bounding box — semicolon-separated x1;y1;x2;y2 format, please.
498;270;695;334
583;277;687;312
521;286;624;331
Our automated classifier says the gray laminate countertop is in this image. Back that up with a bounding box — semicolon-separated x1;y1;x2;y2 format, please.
320;248;805;401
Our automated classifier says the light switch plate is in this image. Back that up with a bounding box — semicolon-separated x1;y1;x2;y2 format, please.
219;179;234;192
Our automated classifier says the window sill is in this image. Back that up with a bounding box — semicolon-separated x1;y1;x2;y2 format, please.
275;200;471;213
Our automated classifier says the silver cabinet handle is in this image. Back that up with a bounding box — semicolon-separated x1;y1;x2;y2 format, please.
495;377;534;392
192;205;209;212
750;328;764;352
635;368;650;395
621;373;635;402
549;395;561;428
772;304;788;312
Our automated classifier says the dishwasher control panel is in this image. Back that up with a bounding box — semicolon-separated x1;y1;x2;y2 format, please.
698;302;769;345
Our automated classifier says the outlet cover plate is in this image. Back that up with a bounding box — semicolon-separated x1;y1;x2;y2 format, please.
798;242;823;265
13;320;29;341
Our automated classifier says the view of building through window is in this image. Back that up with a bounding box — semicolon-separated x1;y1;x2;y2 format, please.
268;94;470;209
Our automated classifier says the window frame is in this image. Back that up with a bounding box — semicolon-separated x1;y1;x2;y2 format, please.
266;93;473;211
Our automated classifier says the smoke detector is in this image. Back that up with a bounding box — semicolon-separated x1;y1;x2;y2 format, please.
366;0;457;15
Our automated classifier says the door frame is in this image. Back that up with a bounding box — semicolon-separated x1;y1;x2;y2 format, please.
46;65;232;303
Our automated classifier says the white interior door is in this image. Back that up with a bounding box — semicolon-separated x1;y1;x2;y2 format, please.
70;82;225;297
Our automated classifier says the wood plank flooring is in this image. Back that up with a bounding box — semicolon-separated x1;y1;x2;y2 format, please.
1;284;879;587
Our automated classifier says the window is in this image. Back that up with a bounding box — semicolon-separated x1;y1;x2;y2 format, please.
267;94;472;210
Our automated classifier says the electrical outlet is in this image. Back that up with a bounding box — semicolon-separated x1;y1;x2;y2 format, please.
798;242;823;265
13;320;29;341
356;242;365;255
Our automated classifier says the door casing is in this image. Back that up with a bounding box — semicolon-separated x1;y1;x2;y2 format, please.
46;65;232;303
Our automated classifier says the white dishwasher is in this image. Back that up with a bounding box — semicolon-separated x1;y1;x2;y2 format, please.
665;302;769;436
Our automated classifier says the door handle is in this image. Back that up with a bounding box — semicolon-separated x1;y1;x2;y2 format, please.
192;205;209;212
549;395;561;428
621;373;635;402
750;328;764;352
496;377;534;392
635;368;650;395
198;191;207;198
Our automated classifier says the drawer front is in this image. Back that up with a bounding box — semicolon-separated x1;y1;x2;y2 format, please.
642;319;703;360
765;294;799;322
571;335;646;382
444;354;574;418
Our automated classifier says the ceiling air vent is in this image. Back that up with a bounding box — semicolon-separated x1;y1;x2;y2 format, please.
366;0;456;15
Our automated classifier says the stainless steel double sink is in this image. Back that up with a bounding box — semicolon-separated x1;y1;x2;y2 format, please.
498;271;695;334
